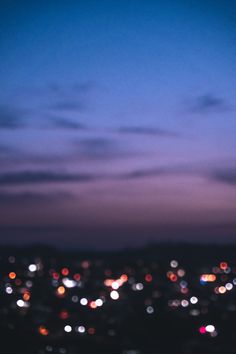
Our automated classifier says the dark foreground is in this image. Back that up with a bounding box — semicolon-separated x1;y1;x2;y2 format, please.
1;243;236;354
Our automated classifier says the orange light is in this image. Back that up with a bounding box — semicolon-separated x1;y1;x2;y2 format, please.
57;286;65;296
104;279;114;287
201;274;216;282
120;274;128;282
38;325;49;336
23;292;30;301
170;274;178;282
219;286;226;294
89;301;97;309
9;272;16;280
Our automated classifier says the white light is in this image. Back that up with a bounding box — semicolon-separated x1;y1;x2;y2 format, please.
110;290;119;300
226;283;233;291
28;264;37;272
205;325;215;333
136;283;144;291
146;306;154;314
190;296;198;304
95;299;103;307
16;299;29;308
170;260;178;268
111;281;120;290
77;326;85;333
64;325;72;333
17;300;25;307
6;286;13;294
80;298;88;306
62;278;77;288
181;299;189;307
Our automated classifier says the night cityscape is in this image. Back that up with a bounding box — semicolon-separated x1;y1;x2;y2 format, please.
1;244;236;354
1;1;236;353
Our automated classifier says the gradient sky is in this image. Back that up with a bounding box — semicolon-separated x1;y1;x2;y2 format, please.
0;0;236;248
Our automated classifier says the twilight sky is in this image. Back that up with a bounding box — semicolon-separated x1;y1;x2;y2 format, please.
0;0;236;248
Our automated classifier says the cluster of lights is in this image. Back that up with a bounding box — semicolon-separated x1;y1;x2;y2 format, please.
3;254;236;347
199;324;217;337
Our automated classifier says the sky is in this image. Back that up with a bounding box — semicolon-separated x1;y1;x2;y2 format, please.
0;0;236;249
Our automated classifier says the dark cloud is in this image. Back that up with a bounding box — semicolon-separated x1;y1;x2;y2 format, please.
188;94;231;114
0;171;99;186
0;144;14;154
118;126;179;137
0;191;73;204
0;105;24;129
51;117;86;130
211;168;236;186
124;167;168;179
122;166;189;180
50;100;86;112
75;138;131;160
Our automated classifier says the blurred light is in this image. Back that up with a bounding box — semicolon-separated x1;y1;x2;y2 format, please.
73;273;81;281
9;272;16;280
219;286;226;294
170;260;178;268
57;286;66;296
104;279;114;287
39;325;49;336
23;292;30;301
200;274;216;283
180;280;188;288
145;274;152;282
136;283;144;291
6;286;13;294
226;283;233;291
64;325;72;333
206;325;215;333
88;327;95;335
220;262;228;270
28;264;37;272
177;269;185;277
81;260;90;269
59;310;69;320
199;326;206;334
146;306;154;314
90;301;97;309
110;290;119;300
52;272;60;280
190;309;200;316
190;296;198;304
80;298;88;306
76;325;85;333
95;299;103;307
120;274;128;282
26;280;33;288
111;281;120;290
16;299;25;307
72;295;78;303
181;300;189;307
61;268;69;276
62;278;77;288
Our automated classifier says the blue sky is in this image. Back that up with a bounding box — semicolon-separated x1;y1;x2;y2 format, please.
0;0;236;248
